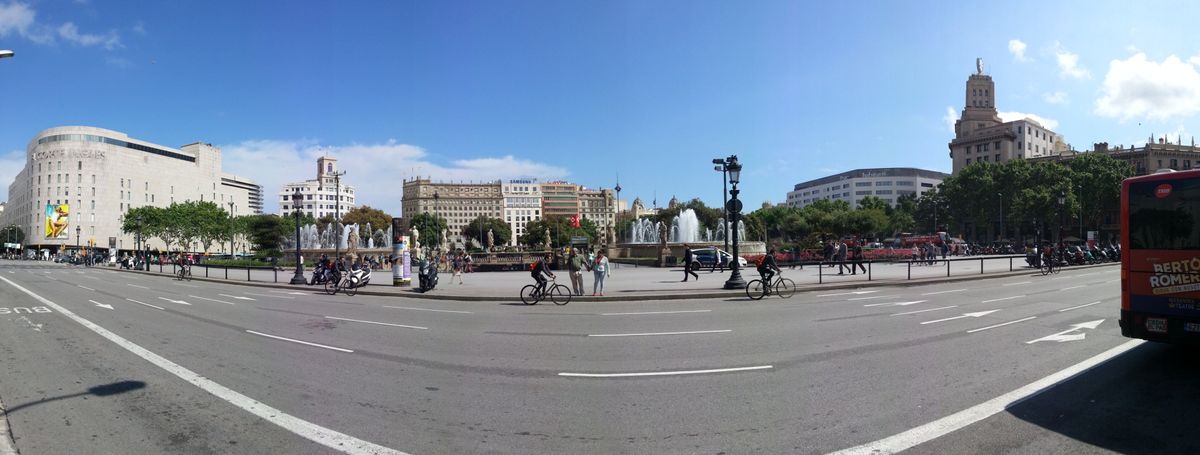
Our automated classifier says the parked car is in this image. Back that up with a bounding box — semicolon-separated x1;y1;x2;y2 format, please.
691;247;748;269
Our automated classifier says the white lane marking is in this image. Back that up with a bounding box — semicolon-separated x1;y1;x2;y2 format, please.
1001;281;1032;286
188;295;237;305
921;310;999;325
817;291;878;297
219;294;256;301
863;300;926;308
966;316;1037;333
559;365;772;378
88;299;114;310
127;283;149;289
1060;285;1086;291
892;305;958;316
173;283;200;288
244;292;294;299
588;329;731;337
848;295;898;301
1059;301;1101;312
0;275;404;455
245;330;355;353
77;285;95;291
920;288;966;296
600;310;712;316
1026;319;1105;344
982;295;1024;303
324;316;427;330
827;339;1144;455
157;297;192;306
126;298;165;310
382;305;473;314
269;290;308;295
83;275;100;280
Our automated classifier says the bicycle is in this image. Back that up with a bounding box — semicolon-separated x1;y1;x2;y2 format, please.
746;272;795;300
1040;257;1059;276
176;264;191;281
520;277;571;305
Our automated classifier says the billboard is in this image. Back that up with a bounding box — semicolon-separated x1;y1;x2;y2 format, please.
44;203;69;239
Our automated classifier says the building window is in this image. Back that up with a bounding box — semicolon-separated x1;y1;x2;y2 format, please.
1018;142;1023;150
995;154;1001;162
1171;159;1178;169
994;141;1000;150
876;181;892;186
855;182;872;187
875;190;893;195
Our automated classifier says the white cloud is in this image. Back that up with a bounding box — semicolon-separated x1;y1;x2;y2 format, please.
218;139;569;215
1043;91;1068;104
998;111;1059;130
132;21;145;35
0;2;120;48
0;149;26;203
1094;53;1200;121
1008;39;1029;62
57;22;120;50
942;106;957;133
1054;42;1090;79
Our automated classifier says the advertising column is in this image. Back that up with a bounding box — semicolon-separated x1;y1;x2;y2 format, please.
392;217;410;286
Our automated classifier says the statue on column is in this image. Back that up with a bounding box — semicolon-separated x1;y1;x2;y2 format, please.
346;226;360;262
441;228;448;248
410;226;421;258
657;221;669;267
486;228;494;252
544;227;552;250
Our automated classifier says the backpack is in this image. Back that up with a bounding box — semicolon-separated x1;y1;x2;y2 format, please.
529;261;538;271
754;256;765;267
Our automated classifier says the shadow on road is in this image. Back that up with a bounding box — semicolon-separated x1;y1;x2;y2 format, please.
1010;342;1200;453
5;380;147;414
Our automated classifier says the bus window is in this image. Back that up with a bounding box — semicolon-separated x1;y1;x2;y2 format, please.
1128;179;1200;251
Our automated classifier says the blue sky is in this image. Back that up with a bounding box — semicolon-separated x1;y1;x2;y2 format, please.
3;0;1200;215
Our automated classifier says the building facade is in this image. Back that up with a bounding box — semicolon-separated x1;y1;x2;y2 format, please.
785;168;948;209
540;181;579;218
501;179;542;246
278;156;356;219
0;126;262;255
579;187;616;238
948;59;1064;174
629;197;659;219
1032;137;1200;175
400;178;503;248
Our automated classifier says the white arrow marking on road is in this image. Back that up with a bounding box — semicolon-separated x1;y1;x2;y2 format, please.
892;305;958;316
126;298;165;310
817;290;878;297
863;300;927;308
218;294;256;301
88;299;113;310
920;310;999;325
157;297;192;306
1026;319;1105;344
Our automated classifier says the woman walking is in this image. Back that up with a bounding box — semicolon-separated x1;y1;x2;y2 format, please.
451;252;464;284
592;250;610;296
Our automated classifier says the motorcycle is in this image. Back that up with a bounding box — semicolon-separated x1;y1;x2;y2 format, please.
341;264;371;296
309;261;333;285
419;261;439;293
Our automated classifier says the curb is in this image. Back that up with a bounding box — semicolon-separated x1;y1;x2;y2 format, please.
100;261;1119;302
0;392;18;455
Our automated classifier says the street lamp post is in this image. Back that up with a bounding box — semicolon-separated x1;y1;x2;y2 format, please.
330;170;346;260
1078;184;1084;244
433;191;440;249
227;201;236;257
722;155;746;290
75;226;81;263
1057;190;1066;246
289;188;307;285
614;179;622;244
713;158;729;254
997;192;1004;242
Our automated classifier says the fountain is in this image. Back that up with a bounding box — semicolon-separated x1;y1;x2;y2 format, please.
617;208;764;260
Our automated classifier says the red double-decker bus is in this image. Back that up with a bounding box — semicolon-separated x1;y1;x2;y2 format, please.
1120;169;1200;343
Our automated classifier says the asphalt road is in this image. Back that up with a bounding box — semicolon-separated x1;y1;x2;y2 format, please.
0;259;1179;454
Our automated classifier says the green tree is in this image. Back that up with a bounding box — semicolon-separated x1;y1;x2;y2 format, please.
520;215;600;249
245;214;286;259
185;201;232;253
914;187;949;233
1;225;25;246
460;216;512;249
1068;153;1133;231
341;206;393;234
857;196;890;213
408;212;447;249
315;214;336;234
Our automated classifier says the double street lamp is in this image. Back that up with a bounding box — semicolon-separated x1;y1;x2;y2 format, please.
1057;190;1066;246
289;188;307;285
720;155;746;290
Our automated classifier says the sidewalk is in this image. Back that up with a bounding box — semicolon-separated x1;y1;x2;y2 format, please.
103;257;1119;302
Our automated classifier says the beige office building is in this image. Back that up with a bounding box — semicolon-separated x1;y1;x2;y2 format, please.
278;156;356;219
0;126;263;255
400;178;503;248
578;187;616;233
948;59;1064;174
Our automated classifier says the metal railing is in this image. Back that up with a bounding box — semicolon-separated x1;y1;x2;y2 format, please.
786;254;1056;284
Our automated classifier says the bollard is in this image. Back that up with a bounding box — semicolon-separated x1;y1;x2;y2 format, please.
907;261;911;280
225;266;229;280
947;259;951;277
868;261;872;281
1009;257;1013;271
247;266;251;282
205;265;209;278
819;261;823;284
981;258;984;274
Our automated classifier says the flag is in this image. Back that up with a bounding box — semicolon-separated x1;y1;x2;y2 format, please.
569;215;580;228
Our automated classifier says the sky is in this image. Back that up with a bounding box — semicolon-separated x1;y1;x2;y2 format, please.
3;0;1200;216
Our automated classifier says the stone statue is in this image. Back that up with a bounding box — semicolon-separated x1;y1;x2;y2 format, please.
486;229;494;251
976;57;983;74
657;221;670;267
544;227;552;250
346;226;360;261
441;228;448;247
410;226;421;257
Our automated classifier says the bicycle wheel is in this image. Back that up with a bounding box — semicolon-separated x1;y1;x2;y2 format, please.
325;278;339;295
345;281;358;296
1052;263;1061;274
775;278;796;299
520;284;538;305
184;268;192;281
550;284;572;305
745;279;766;300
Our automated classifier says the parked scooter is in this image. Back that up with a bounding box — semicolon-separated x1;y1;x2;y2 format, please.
418;257;439;293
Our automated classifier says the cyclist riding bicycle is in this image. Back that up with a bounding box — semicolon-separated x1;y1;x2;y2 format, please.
757;248;782;295
530;253;556;296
